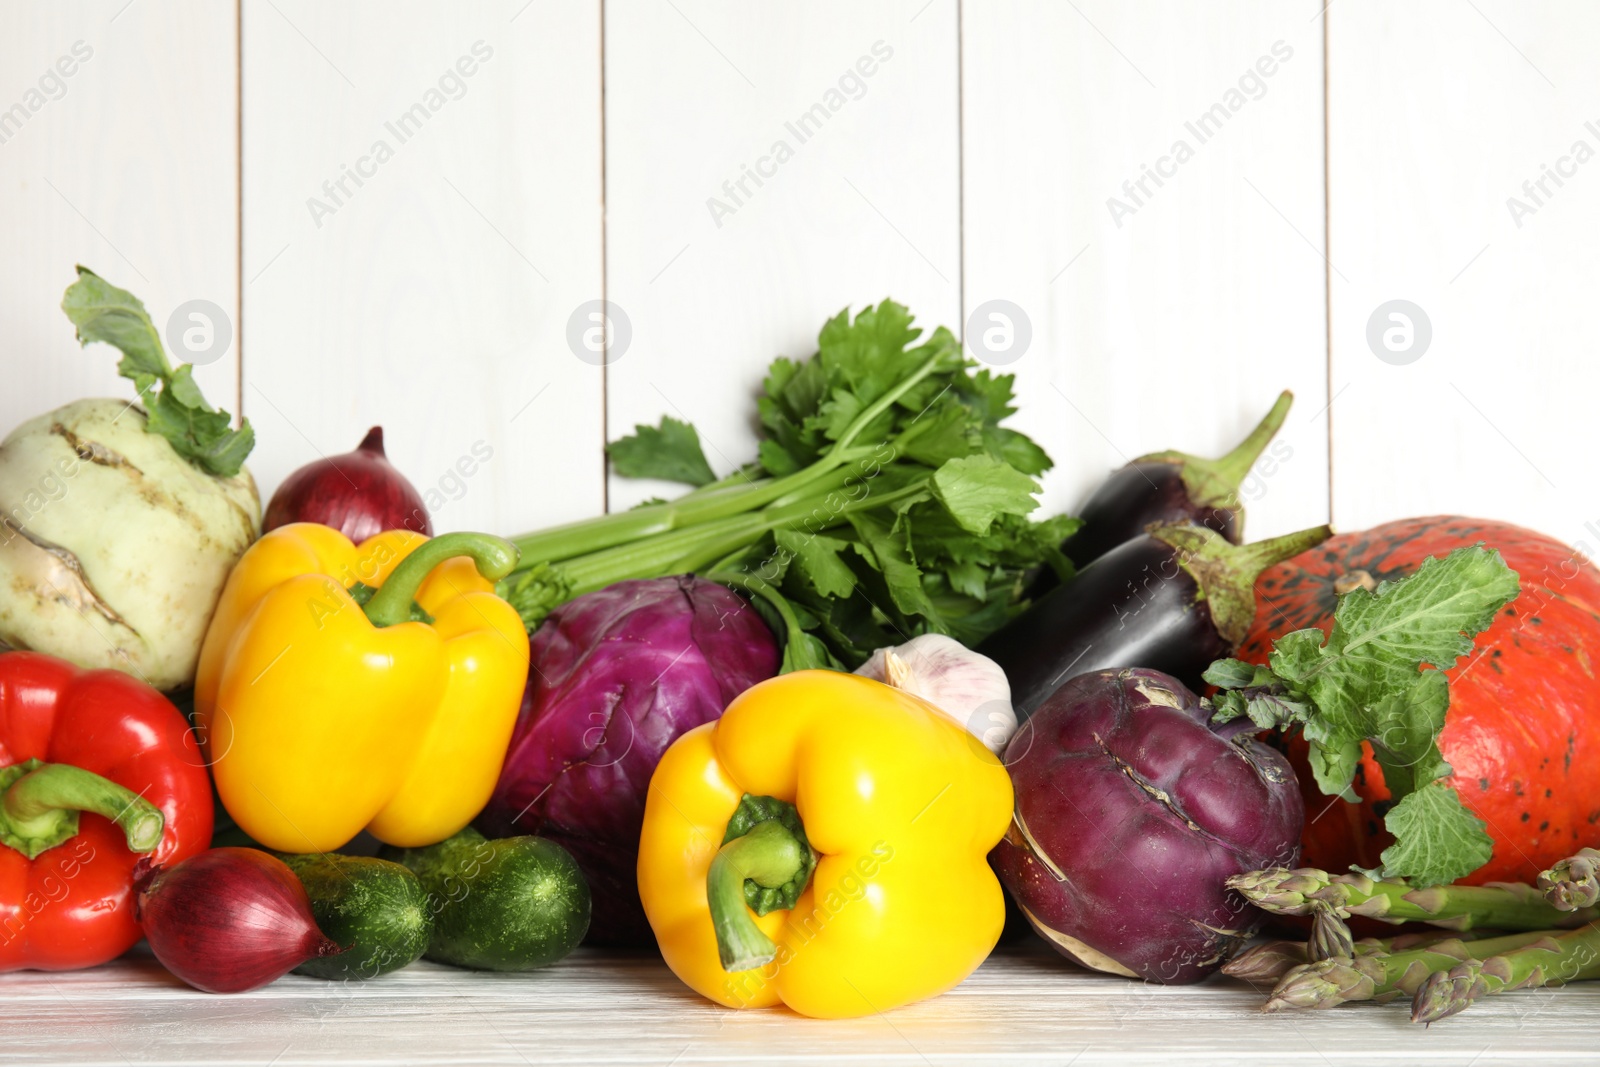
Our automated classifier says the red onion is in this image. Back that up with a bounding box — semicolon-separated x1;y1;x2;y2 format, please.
263;426;432;542
137;848;345;993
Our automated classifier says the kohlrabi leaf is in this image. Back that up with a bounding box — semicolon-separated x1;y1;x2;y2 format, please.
1378;781;1494;886
1202;658;1267;690
60;267;167;385
1365;669;1454;796
608;416;717;487
1275;548;1521;707
1271;547;1519;803
1206;544;1518;886
61;266;253;478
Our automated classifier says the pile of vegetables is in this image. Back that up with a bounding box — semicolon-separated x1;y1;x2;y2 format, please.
2;270;1597;1030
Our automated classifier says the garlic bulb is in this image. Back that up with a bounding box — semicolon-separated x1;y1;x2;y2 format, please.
855;634;1017;755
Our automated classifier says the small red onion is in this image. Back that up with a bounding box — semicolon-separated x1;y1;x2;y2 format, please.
263;426;432;542
137;848;345;994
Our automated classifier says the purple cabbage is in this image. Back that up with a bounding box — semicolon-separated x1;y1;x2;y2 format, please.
477;576;779;946
992;668;1302;983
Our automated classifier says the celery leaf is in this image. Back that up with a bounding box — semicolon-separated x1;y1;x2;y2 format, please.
607;416;716;486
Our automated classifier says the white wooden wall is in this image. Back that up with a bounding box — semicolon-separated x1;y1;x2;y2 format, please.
4;1;1592;550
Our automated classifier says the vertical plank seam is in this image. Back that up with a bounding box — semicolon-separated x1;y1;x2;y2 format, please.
235;0;245;421
1321;3;1334;528
956;0;965;337
599;0;610;514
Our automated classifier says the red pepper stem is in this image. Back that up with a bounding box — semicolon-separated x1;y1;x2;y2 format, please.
707;819;807;973
362;532;520;628
1;760;164;858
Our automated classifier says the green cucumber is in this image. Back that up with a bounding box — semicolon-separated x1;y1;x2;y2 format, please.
279;853;431;980
381;828;590;971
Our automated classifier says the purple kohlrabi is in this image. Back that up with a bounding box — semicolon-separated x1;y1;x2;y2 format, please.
477;576;779;946
992;668;1303;983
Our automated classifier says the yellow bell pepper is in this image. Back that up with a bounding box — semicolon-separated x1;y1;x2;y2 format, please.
194;523;528;853
637;669;1012;1019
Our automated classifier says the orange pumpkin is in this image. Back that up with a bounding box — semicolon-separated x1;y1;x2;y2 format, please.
1239;516;1600;885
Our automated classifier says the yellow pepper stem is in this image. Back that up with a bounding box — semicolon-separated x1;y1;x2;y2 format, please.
363;532;520;628
707;819;807;973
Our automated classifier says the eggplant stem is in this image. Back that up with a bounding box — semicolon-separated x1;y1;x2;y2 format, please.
1150;523;1333;646
1135;390;1295;512
1204;390;1295;499
1228;523;1335;581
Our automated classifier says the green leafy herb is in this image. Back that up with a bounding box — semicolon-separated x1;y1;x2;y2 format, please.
1208;545;1520;886
931;454;1041;535
60;266;253;477
498;299;1076;668
607;416;716;487
774;529;856;599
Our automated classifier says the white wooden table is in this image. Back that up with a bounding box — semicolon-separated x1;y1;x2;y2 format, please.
6;941;1596;1066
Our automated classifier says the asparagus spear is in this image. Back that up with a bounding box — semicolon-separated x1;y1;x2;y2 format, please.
1308;904;1355;961
1229;867;1597;930
1263;930;1561;1012
1224;929;1509;983
1224;940;1310;982
1538;849;1600;911
1410;925;1600;1024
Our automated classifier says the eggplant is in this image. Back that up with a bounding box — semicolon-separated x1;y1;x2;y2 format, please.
979;521;1330;720
1027;391;1293;600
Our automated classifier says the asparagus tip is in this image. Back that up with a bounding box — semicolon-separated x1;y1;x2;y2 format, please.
1537;848;1600;911
1266;958;1375;1012
1410;964;1480;1024
1223;940;1309;983
1227;867;1331;915
1309;906;1356;961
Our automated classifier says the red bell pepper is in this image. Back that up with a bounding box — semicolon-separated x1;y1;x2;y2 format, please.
0;652;212;971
